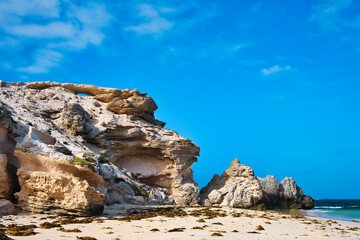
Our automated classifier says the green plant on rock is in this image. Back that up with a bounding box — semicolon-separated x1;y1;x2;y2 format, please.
131;183;148;197
71;157;95;172
85;157;96;163
99;157;110;164
82;153;97;163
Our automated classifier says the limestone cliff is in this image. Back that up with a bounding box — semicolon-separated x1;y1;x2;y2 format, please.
0;81;200;215
200;159;315;210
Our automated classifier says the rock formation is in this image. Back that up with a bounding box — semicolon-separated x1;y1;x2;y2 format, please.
200;159;315;210
0;81;200;215
200;158;264;209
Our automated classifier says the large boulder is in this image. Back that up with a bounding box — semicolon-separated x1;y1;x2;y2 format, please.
200;159;264;209
201;159;315;210
257;175;285;209
0;199;16;215
0;81;200;215
279;177;315;209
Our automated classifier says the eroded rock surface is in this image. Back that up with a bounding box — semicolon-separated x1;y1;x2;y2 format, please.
0;154;12;200
278;177;315;209
0;81;200;215
0;199;16;215
201;159;315;210
200;159;264;209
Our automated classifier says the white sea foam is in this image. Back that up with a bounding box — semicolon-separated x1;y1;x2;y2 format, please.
315;206;343;209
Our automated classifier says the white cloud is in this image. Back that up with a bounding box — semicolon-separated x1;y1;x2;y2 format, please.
9;22;75;39
0;0;60;19
262;65;291;76
0;0;112;74
226;44;245;52
18;49;63;74
309;0;360;31
126;3;174;35
198;40;251;59
0;37;20;48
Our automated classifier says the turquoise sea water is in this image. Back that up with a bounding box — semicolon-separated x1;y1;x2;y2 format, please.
303;199;360;221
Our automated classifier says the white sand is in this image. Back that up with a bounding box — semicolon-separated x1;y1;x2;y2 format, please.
1;207;359;240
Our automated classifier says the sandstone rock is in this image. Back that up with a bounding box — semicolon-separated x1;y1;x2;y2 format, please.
302;195;316;209
279;177;303;205
257;175;284;209
0;81;200;215
0;154;12;199
201;159;315;210
14;151;105;216
200;159;264;208
53;103;91;135
0;80;6;87
0;199;16;215
279;177;315;209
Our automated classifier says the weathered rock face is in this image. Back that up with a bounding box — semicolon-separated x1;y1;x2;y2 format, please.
278;177;315;209
201;159;315;210
257;175;285;209
0;199;16;215
200;159;264;209
0;154;12;200
0;81;200;215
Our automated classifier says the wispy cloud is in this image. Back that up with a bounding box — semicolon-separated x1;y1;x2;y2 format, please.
238;59;267;66
262;65;291;76
125;4;174;36
18;49;63;74
0;0;217;75
309;0;360;50
309;0;360;32
0;0;112;74
198;40;251;59
125;2;218;37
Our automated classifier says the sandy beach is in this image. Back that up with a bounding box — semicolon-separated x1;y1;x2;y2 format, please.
1;206;359;240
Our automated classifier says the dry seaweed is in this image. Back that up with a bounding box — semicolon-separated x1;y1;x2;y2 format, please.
58;228;82;232
211;232;223;236
192;226;204;230
167;228;185;232
256;225;265;231
5;224;37;236
40;222;61;229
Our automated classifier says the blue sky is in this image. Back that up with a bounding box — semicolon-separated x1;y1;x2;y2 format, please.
1;0;360;199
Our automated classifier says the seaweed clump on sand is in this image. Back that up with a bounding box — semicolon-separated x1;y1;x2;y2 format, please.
58;228;82;232
192;226;204;230
76;237;97;240
211;232;223;236
40;222;61;229
167;228;185;232
4;224;37;236
189;208;227;219
212;222;223;225
0;225;13;240
256;225;265;231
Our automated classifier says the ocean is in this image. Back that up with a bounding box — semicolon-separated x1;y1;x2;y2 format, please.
303;199;360;222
